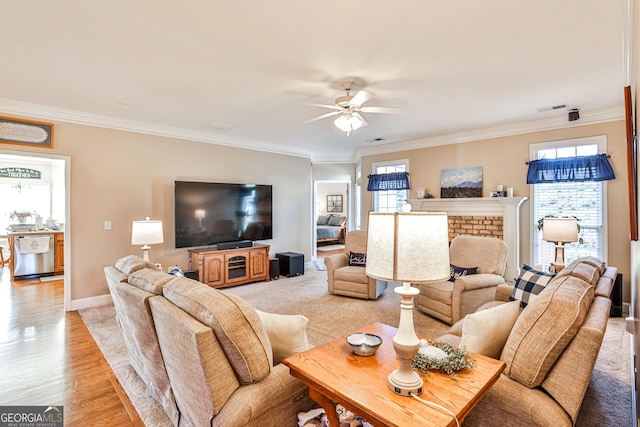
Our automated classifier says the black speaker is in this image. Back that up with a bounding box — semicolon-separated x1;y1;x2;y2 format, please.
276;252;304;277
610;273;623;317
217;240;252;250
269;259;280;280
568;108;580;121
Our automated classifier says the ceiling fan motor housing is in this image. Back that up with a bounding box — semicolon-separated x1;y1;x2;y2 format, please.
336;95;354;107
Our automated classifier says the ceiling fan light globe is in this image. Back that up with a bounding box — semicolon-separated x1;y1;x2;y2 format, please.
334;115;364;133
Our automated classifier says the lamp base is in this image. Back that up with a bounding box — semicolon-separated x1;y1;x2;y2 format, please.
388;368;423;396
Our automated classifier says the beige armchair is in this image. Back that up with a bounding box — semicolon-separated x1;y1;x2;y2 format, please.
324;230;386;300
416;235;508;325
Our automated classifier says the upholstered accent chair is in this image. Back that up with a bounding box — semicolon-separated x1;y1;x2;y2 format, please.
416;235;508;325
324;230;386;300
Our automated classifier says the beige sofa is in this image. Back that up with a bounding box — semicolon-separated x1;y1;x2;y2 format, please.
325;230;386;299
105;255;315;426
438;257;616;426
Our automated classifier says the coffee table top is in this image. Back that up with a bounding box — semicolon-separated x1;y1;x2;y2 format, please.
284;322;505;427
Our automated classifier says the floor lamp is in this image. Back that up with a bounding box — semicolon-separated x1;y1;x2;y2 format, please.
131;217;164;261
542;217;578;272
366;211;450;396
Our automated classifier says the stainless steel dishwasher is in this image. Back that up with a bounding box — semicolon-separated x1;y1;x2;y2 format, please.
13;234;55;279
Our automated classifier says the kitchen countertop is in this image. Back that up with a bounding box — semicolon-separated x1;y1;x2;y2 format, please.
5;230;64;235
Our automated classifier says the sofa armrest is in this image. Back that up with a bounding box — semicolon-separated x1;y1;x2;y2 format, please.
454;273;506;291
495;284;514;301
324;254;348;271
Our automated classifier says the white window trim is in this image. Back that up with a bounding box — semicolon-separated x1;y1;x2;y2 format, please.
371;159;410;212
529;135;609;264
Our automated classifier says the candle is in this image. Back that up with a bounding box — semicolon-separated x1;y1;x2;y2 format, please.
507;187;514;197
497;185;503;191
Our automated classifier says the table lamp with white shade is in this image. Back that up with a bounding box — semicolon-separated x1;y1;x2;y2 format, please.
366;211;450;396
542;217;578;272
131;217;164;261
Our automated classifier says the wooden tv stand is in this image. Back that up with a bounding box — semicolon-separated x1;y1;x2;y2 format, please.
188;244;269;288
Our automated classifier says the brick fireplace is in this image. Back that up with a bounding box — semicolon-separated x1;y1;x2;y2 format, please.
409;197;528;279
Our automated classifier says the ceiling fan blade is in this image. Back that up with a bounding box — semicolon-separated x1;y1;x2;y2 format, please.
306;103;341;110
349;90;372;108
353;112;369;128
359;106;406;114
304;111;341;123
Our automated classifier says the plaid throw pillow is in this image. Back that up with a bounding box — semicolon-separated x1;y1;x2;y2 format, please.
510;264;556;307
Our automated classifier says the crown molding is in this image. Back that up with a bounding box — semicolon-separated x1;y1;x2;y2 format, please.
354;107;625;160
0;98;623;164
0;98;313;159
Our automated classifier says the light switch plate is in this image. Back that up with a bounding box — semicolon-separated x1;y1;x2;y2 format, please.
104;220;112;231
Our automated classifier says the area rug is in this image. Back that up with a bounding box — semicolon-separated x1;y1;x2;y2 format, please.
312;260;327;271
79;265;632;426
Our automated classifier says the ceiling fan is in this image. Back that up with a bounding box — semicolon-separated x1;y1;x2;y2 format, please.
304;82;405;136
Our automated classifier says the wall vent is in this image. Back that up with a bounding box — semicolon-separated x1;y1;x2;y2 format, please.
536;104;568;113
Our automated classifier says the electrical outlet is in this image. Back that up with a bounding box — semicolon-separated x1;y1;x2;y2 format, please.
104;220;112;231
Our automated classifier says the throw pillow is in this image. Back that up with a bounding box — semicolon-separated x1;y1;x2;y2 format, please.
256;309;311;365
449;264;478;282
509;264;556;307
348;251;366;266
317;215;330;225
327;215;346;226
168;265;184;277
459;300;521;359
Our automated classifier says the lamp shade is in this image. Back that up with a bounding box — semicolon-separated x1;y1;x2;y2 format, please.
194;209;206;219
542;217;578;243
131;217;164;245
366;212;450;283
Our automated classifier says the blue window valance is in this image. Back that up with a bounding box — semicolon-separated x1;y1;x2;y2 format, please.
526;154;615;184
367;172;410;191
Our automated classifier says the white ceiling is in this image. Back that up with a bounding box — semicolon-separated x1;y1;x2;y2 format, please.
0;1;629;162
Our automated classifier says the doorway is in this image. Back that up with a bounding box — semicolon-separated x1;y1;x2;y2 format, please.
0;150;70;310
313;180;350;261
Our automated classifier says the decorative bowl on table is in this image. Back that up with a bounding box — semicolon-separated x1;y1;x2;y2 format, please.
346;333;383;356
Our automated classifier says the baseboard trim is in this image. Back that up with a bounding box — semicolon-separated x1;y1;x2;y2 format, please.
70;294;113;311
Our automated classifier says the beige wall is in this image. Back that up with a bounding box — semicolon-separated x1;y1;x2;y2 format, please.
1;119;312;304
361;120;630;302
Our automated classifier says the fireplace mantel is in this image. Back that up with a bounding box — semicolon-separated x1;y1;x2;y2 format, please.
409;197;528;279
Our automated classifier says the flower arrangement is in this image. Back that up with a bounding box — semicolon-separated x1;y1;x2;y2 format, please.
9;210;33;222
412;340;475;377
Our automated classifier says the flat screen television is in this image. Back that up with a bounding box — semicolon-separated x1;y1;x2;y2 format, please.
175;181;273;248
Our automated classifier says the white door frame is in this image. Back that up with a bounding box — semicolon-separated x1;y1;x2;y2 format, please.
312;179;351;261
0;149;71;311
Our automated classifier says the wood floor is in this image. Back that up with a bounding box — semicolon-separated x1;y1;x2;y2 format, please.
0;266;144;426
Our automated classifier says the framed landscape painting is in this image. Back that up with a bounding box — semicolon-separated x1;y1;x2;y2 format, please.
441;167;483;198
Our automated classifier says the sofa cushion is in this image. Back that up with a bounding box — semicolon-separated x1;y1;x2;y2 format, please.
348;251;366;266
449;264;477;282
579;256;607;274
554;260;600;286
460;300;521;359
115;254;157;275
256;310;310;365
163;277;272;384
501;275;594;388
335;266;370;284
509;264;555;307
128;268;175;295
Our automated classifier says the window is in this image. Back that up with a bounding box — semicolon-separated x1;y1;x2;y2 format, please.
531;137;608;268
371;160;409;212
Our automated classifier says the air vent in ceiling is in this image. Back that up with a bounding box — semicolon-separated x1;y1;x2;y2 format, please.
536;104;568;113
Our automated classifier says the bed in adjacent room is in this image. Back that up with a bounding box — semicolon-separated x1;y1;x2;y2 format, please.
316;215;347;244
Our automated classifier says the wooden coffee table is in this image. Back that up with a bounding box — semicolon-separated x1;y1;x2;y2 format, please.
284;322;505;427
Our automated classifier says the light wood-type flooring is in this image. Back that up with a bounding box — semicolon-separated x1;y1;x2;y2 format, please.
0;266;143;426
